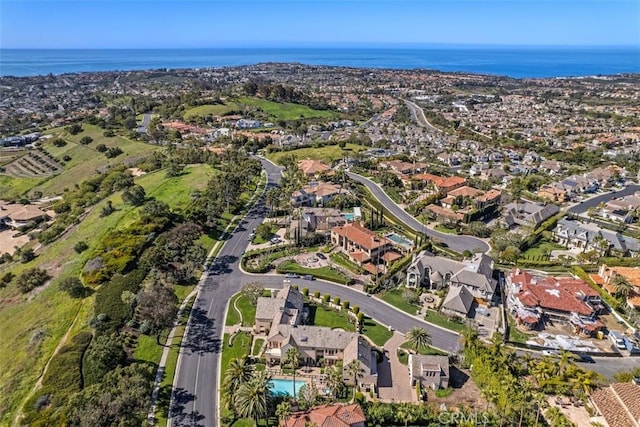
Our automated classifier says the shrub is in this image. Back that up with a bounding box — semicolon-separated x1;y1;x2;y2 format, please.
79;136;93;145
1;271;15;286
139;319;152;335
313;291;320;298
323;294;331;303
333;297;341;306
63;155;72;162
292;284;298;290
103;130;115;137
357;312;364;323
302;287;309;297
342;300;350;310
83;333;126;386
73;241;88;254
93;270;145;333
20;248;36;263
354;391;365;403
59;277;90;298
105;147;123;158
16;268;50;293
352;305;360;315
52;138;67;147
96;144;107;152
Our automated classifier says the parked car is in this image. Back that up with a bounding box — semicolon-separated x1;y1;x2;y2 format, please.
316;253;327;260
542;349;560;357
285;273;300;278
303;275;315;281
270;237;281;244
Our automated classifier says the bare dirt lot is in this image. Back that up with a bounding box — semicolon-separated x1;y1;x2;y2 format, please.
0;229;29;255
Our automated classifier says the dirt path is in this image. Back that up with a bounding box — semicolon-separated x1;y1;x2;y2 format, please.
13;300;86;426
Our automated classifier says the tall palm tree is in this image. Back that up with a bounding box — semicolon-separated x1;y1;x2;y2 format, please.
396;402;417;427
275;400;291;423
284;347;301;398
613;275;633;300
325;366;345;401
235;370;273;425
345;360;364;402
406;327;431;353
222;357;255;407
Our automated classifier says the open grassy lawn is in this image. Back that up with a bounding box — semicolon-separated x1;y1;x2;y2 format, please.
135;164;215;209
252;338;264;356
307;304;355;331
521;238;565;260
507;316;531;343
277;260;350;284
183;102;241;120
133;334;166;366
329;252;363;274
423;309;468;333
32;125;156;196
221;332;252;376
226;293;257;327
379;288;421;316
434;225;459;235
266;143;368;166
361;317;393;346
237;97;338;121
0;174;43;198
0;163;220;424
400;340;447;356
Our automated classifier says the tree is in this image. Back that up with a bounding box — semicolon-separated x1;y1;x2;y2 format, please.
68;363;154;427
122;185;146;206
83;333;127;386
79;136;93;145
275;401;291;422
255;222;274;241
396;402;417;427
325;366;345;400
100;200;115;217
59;277;90;298
613;275;633;300
284;347;301;398
406;327;432;352
235;369;273;425
222;357;255;409
137;282;177;344
66;123;83;135
345;360;364;402
16;268;50;293
74;241;88;254
96;143;107;152
500;245;521;265
297;381;319;410
166;160;184;178
242;281;265;305
20;248;35;263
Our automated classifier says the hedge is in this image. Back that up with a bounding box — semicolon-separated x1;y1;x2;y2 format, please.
571;265;623;311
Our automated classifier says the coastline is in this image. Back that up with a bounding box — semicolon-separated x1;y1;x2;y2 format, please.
2;46;639;79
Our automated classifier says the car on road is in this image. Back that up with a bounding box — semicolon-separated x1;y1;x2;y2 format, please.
542;349;560;357
303;274;315;281
575;353;595;363
285;273;300;278
316;253;327;260
270;237;281;244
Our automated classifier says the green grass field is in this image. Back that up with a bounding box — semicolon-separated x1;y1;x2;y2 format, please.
276;260;350;284
237;97;338;121
0;163;218;424
135;164;215;209
361;318;393;346
521;238;565;260
183;102;241;120
423;309;468;333
221;332;252;378
308;304;355;331
379;289;421;316
30;124;156;196
266;143;368;166
0;175;43;199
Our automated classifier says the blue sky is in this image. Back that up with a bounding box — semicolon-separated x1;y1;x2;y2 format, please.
1;0;639;48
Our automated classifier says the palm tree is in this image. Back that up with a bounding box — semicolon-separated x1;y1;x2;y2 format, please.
396;402;417;427
345;360;364;402
235;370;273;425
325;366;345;400
405;327;431;353
222;357;255;407
613;275;633;300
284;347;301;398
275;400;291;423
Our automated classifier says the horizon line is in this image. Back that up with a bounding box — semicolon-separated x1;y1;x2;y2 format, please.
2;43;639;50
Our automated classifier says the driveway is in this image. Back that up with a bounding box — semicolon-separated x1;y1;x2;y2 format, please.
377;332;414;402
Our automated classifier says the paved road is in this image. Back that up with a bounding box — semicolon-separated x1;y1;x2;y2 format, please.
137;112;152;134
567;184;640;214
403;99;441;133
346;171;490;253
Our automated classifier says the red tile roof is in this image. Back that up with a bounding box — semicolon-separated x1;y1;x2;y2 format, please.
591;383;640;427
413;173;466;190
298;159;331;176
283;404;366;427
331;222;390;251
516;282;595;316
447;186;483;198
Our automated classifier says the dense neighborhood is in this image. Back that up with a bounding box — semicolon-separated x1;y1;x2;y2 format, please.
1;64;639;427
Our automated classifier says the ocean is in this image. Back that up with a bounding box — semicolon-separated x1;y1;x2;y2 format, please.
1;47;639;79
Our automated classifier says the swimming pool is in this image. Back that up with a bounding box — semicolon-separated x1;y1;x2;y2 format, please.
386;232;414;249
269;378;308;396
342;213;355;221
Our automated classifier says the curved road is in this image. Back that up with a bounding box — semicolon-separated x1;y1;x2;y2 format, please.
169;160;627;426
567;184;640;214
346;171;490;253
403;99;441;133
169;159;460;427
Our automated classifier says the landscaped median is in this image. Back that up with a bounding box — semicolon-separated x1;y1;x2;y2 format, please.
276;259;352;284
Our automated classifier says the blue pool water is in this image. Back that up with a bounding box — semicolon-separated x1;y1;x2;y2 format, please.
269;378;308;396
342;213;355;221
386;232;414;249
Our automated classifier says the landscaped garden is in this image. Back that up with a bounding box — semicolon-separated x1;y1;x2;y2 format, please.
378;288;421;315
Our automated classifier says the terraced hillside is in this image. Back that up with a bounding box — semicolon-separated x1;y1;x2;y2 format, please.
3;150;63;178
